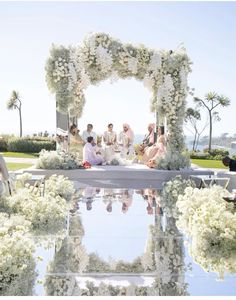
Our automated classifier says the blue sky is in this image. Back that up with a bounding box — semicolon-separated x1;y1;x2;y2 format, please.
0;1;236;137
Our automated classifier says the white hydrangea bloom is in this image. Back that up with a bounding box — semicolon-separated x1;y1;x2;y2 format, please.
95;45;113;73
78;69;90;90
148;51;161;73
127;57;138;74
109;71;120;84
143;73;155;92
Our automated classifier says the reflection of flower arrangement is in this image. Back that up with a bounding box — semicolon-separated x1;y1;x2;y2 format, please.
44;214;88;296
176;185;236;279
0;213;36;296
47;236;89;274
45;174;75;201
79;281;154;296
161;175;194;218
8;188;68;234
143;215;189;296
36;150;82;170
45;213;88;295
86;252;144;273
6;174;74;234
44;275;80;296
46;32;192;170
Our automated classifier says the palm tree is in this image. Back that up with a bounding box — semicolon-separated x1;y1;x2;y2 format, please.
185;108;201;151
194;92;230;152
7;90;23;137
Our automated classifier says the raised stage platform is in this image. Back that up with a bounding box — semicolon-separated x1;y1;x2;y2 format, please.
20;164;215;189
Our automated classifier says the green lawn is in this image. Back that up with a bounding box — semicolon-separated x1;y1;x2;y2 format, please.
191;159;228;169
0;152;38;158
6;163;34;171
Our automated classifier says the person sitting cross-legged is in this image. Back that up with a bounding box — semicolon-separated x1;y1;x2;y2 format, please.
83;136;104;166
137;123;155;156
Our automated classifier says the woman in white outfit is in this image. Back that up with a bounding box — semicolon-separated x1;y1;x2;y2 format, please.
103;123;117;162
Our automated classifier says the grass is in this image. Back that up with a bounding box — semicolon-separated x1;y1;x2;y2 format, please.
6;163;34;171
191;159;228;169
0;152;38;158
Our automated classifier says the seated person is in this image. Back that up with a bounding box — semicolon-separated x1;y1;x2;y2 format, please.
0;154;11;196
118;124;135;159
82;123;97;145
222;156;236;171
69;124;83;157
83;136;104;165
103;123;117;162
143;126;166;166
137;123;155;156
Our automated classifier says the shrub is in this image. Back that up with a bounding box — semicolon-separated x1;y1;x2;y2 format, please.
203;148;229;157
190;148;229;160
0;138;8;152
7;137;56;153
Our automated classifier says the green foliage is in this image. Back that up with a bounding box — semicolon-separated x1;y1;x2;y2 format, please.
0;138;8;151
190;148;229;160
7;137;56;153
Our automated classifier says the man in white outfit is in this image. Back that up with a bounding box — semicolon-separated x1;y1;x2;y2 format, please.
83;137;104;165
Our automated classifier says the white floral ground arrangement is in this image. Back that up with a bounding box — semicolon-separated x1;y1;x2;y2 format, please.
46;32;192;170
36;149;82;170
176;184;236;279
0;213;36;296
0;173;77;296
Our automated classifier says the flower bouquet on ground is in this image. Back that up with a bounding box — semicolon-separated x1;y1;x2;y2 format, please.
0;213;36;296
176;185;236;279
36;150;83;170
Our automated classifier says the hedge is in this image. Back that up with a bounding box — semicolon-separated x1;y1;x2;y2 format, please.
0;139;8;151
7;138;56;153
189;148;230;161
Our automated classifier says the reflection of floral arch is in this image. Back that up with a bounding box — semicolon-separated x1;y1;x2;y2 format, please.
46;32;192;169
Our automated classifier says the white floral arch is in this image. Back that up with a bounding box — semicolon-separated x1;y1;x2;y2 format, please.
46;32;192;169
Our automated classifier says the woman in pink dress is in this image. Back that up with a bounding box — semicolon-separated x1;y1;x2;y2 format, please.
142;126;166;166
137;123;155;156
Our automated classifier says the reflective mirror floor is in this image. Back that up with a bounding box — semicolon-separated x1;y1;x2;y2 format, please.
2;187;236;296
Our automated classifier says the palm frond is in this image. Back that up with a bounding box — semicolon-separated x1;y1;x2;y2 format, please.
11;90;19;100
6;97;17;110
